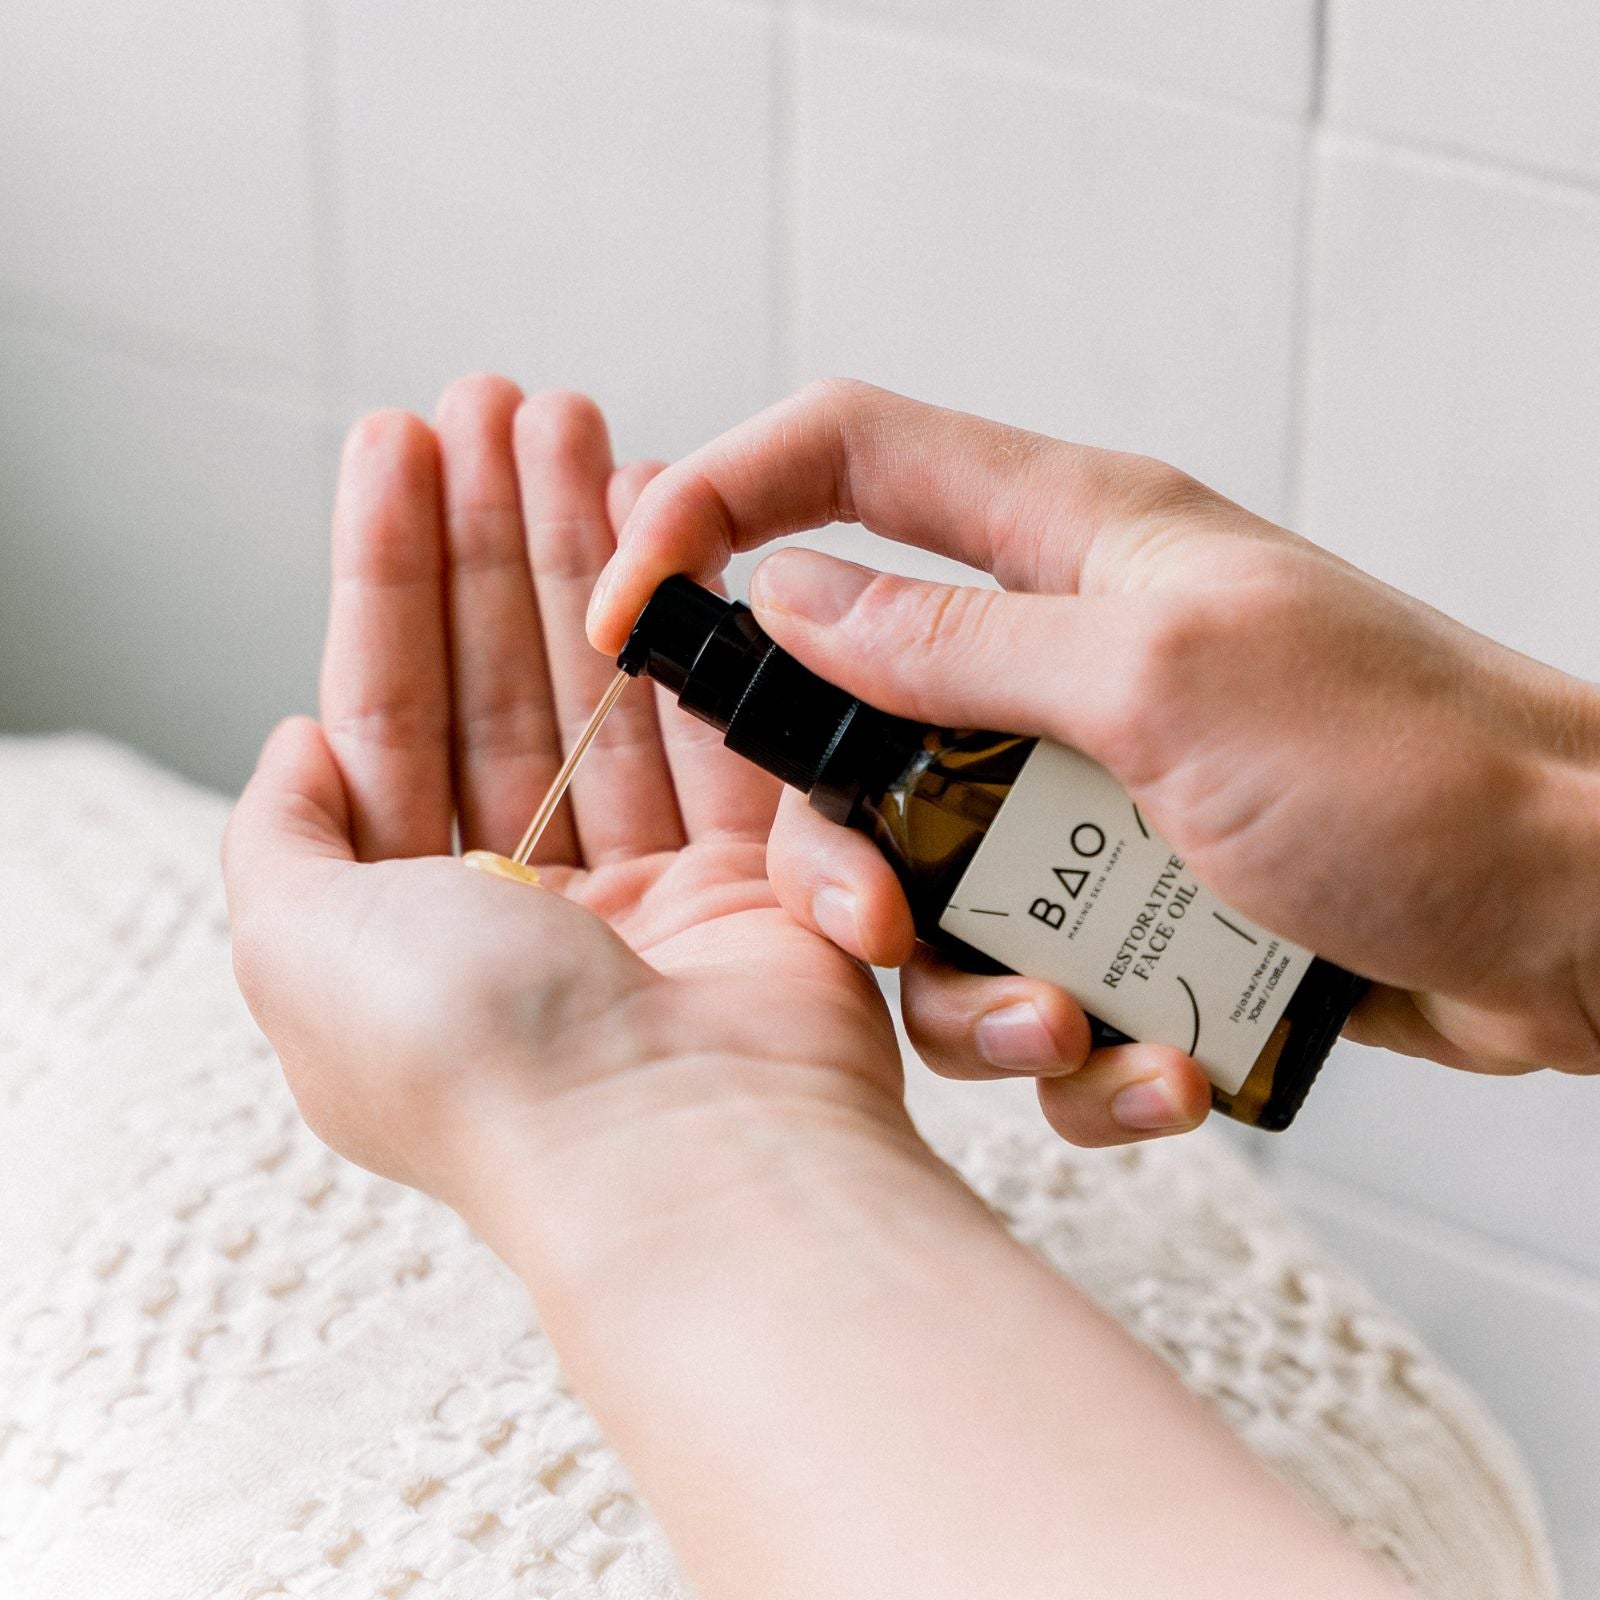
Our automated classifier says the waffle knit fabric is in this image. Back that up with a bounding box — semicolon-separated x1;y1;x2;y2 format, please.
0;735;1558;1599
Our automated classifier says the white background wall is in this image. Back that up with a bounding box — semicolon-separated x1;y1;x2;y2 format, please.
2;1;1598;1590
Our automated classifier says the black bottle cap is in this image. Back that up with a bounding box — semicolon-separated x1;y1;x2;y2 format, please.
617;574;915;813
614;575;728;696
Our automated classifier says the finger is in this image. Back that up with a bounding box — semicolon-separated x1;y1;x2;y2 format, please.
1344;984;1548;1076
607;460;778;837
610;457;776;836
750;550;1141;763
320;411;454;860
514;393;683;863
654;560;782;843
765;788;913;965
1341;984;1481;1068
607;459;667;533
435;373;577;862
611;458;779;836
1036;1043;1212;1147
653;687;783;844
899;949;1092;1080
588;378;1181;652
223;717;356;958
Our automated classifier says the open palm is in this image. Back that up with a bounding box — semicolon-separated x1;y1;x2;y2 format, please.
223;377;905;1204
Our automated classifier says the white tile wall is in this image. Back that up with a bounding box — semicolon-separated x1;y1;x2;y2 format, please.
1299;135;1600;679
792;18;1306;519
1279;1041;1600;1281
329;0;776;462
810;0;1319;114
1329;0;1600;184
0;0;319;372
1287;126;1600;1590
0;324;334;791
3;1;1600;1589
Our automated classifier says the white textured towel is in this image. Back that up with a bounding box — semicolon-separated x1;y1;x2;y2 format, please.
0;736;1559;1599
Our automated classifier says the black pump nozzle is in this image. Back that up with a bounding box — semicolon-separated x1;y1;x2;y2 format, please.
615;575;730;696
617;574;915;818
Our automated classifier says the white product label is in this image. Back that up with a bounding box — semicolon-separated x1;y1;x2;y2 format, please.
938;741;1313;1095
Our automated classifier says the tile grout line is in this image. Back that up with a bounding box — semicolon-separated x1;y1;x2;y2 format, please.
300;0;349;424
801;6;1304;134
765;0;800;397
799;5;1600;206
1281;0;1330;531
0;1;349;431
1326;120;1600;208
1306;0;1331;122
0;288;330;425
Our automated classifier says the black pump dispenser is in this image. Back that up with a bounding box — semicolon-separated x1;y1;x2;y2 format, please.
618;575;917;820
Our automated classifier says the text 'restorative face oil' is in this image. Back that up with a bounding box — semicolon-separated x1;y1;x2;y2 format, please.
618;577;1367;1130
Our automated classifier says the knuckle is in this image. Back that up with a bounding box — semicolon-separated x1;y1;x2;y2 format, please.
1085;597;1217;777
325;699;450;754
444;502;521;567
900;1013;970;1081
764;810;814;883
1119;455;1218;526
787;379;893;525
456;692;560;758
1131;597;1213;694
523;509;607;578
795;375;880;413
897;972;965;1054
921;1051;979;1083
1035;1082;1116;1149
858;577;996;665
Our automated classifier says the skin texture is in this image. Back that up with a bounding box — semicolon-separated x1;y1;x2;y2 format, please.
225;376;1411;1600
589;378;1600;1145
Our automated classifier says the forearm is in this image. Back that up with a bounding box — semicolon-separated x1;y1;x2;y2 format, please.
460;1062;1409;1600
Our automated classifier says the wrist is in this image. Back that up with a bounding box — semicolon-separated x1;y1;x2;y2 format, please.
443;1050;961;1311
442;1049;1407;1600
1479;668;1600;1068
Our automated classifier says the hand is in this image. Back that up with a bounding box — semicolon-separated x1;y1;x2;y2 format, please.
223;377;919;1260
589;379;1600;1145
225;378;1408;1600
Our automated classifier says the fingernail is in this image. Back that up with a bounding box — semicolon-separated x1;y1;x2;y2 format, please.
753;551;874;626
812;886;863;956
1111;1077;1191;1132
976;1001;1061;1072
585;563;617;634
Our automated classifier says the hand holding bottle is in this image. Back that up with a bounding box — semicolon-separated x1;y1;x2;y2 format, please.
223;377;1413;1600
590;380;1600;1146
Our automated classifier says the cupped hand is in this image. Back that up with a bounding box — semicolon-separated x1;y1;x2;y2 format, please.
589;380;1600;1145
222;378;914;1249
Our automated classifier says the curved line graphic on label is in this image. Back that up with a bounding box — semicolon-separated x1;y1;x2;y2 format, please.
1131;803;1150;839
1175;975;1201;1056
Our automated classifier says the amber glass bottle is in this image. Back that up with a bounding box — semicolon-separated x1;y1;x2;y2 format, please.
619;577;1365;1129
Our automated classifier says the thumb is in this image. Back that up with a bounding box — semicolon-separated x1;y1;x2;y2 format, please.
223;716;357;956
749;550;1139;761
